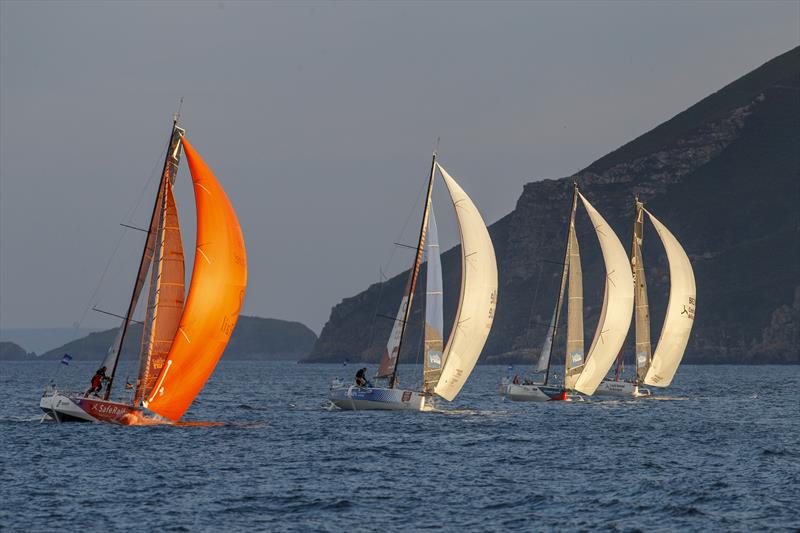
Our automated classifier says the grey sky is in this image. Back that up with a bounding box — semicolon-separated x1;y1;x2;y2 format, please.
1;0;798;333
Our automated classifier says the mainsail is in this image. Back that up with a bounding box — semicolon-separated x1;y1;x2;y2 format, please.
631;199;652;383
423;209;444;390
643;210;696;387
134;185;185;405
103;125;184;398
143;137;247;421
564;218;584;389
573;193;634;395
433;163;498;401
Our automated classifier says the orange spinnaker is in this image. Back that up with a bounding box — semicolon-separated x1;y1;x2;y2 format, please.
144;137;247;421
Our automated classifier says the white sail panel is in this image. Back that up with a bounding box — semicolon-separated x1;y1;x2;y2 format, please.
573;193;634;395
535;309;556;373
631;200;652;383
423;209;445;390
564;222;584;389
375;293;410;379
433;163;498;401
643;210;696;387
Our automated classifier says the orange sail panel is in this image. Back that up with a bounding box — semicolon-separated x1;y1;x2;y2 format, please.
144;137;247;421
134;184;185;405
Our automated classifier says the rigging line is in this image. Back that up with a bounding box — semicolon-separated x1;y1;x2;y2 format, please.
380;167;431;282
68;139;170;341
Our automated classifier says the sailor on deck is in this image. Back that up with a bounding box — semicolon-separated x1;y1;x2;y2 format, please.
355;367;372;388
84;366;108;397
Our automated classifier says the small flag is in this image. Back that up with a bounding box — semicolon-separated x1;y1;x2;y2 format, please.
61;354;73;366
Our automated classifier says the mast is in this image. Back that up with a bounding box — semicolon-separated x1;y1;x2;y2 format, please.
544;181;578;386
104;118;180;400
389;150;437;388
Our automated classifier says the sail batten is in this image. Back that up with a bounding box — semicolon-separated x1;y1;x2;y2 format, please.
433;163;497;401
573;193;634;396
144;136;247;421
643;210;696;387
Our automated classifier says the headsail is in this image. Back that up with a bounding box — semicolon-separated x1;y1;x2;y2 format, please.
564;219;584;389
103;124;184;398
134;185;185;405
423;209;445;390
143;137;247;421
643;210;695;387
433;163;498;401
573;193;634;395
535;309;556;373
631;199;652;383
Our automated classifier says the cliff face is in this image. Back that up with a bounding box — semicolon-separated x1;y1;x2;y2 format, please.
308;47;800;365
0;341;35;361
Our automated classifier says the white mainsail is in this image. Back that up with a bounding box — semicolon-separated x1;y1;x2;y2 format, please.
573;193;634;395
631;200;652;383
423;209;445;389
564;220;584;389
643;210;696;387
433;163;498;401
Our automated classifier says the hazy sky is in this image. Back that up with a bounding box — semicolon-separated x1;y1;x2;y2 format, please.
1;1;798;333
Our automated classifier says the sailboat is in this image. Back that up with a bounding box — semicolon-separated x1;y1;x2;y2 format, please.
595;197;696;396
329;152;498;410
40;116;247;424
500;183;633;401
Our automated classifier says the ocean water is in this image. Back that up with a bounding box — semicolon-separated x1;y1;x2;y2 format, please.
1;361;798;532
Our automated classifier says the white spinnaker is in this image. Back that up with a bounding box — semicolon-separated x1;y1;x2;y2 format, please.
644;210;696;387
573;193;634;395
434;163;498;401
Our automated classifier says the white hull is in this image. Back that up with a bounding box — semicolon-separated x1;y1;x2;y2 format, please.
328;385;428;411
40;388;139;424
594;380;651;398
499;380;568;402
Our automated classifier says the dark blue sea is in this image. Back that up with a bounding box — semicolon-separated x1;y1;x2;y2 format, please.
1;361;798;532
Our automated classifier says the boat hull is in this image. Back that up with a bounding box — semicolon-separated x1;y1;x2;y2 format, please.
40;390;139;424
594;380;651;398
500;382;568;402
328;385;427;411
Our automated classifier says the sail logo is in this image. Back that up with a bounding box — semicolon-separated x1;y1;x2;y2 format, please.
637;352;647;364
570;351;584;365
681;297;696;320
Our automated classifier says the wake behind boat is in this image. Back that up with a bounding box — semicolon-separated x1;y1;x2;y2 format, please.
41;115;247;424
329;151;498;411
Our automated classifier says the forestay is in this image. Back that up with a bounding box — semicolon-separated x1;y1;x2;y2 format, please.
643;210;696;387
573;193;634;395
433;163;498;401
